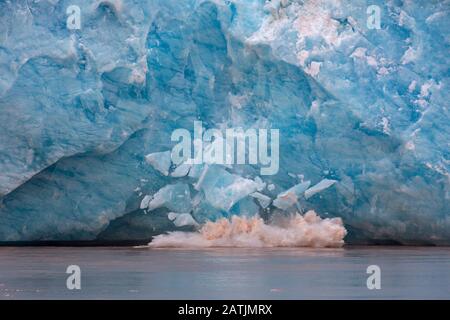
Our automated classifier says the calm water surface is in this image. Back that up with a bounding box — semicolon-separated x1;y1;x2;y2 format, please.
0;246;449;299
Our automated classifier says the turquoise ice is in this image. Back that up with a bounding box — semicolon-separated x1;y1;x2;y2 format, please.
0;0;448;244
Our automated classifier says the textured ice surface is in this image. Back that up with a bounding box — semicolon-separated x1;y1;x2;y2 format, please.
145;151;171;176
145;183;192;213
304;179;337;200
273;181;311;210
167;212;199;227
0;0;449;244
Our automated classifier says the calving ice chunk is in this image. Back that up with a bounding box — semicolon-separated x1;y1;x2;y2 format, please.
304;179;337;199
273;181;311;210
145;151;171;176
167;212;198;227
250;192;272;209
141;183;192;213
139;195;152;209
171;121;280;175
194;165;259;211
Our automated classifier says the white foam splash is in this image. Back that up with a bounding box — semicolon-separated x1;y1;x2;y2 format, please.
149;211;347;248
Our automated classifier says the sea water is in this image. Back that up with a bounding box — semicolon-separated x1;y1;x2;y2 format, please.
0;246;449;299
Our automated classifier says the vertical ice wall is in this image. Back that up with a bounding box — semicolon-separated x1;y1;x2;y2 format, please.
0;0;448;244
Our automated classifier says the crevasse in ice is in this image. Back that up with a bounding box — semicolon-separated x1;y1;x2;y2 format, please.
0;0;448;244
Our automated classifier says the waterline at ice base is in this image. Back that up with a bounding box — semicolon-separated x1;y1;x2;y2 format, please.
0;0;448;246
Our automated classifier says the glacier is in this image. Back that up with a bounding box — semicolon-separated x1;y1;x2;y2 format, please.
0;0;449;244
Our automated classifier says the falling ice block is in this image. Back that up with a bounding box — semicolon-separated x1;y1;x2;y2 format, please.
304;179;337;199
145;151;172;176
167;212;199;227
147;183;192;213
250;192;272;209
197;165;259;211
171;163;191;178
273;181;311;210
140;195;153;210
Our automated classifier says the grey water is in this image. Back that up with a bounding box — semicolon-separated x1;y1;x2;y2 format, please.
0;246;449;299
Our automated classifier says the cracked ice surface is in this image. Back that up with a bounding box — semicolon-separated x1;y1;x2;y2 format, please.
0;0;448;244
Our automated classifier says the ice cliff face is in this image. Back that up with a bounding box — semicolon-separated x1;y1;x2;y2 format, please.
0;0;448;244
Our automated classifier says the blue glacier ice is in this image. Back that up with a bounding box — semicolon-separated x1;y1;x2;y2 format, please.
145;151;172;176
273;180;311;210
0;0;449;244
144;183;192;213
304;179;337;200
167;212;199;227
